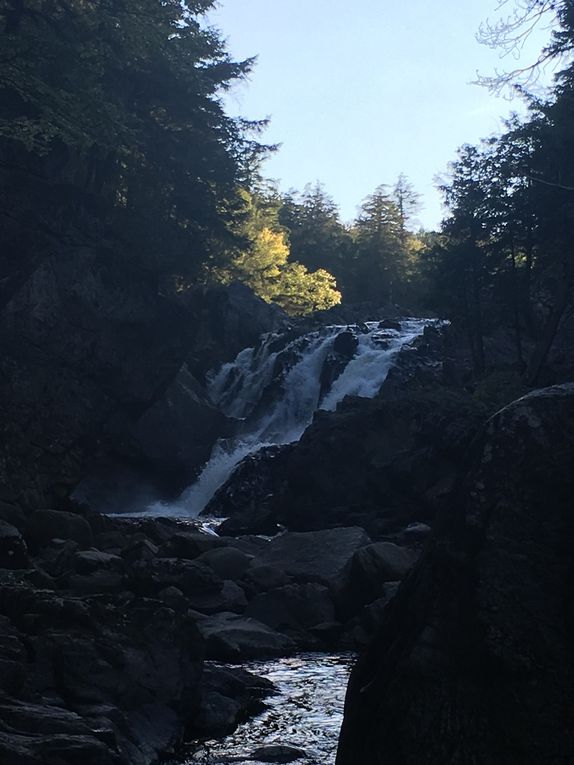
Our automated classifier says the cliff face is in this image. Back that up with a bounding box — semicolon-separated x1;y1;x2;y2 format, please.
0;245;194;509
337;384;574;765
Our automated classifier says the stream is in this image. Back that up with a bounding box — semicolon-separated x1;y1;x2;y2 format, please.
181;653;355;764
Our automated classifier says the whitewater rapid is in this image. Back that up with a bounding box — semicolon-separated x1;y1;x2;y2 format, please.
147;318;431;518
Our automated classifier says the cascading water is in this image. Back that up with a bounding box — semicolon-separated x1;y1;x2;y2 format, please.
151;318;431;518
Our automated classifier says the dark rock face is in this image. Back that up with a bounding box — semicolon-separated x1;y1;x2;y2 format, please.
183;283;288;384
128;365;232;494
75;283;286;509
205;326;488;539
269;387;487;536
0;575;204;765
250;528;372;588
337;385;574;765
0;247;193;509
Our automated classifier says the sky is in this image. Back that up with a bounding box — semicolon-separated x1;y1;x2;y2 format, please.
206;0;555;230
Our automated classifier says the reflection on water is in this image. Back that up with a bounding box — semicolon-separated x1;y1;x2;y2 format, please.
183;653;355;764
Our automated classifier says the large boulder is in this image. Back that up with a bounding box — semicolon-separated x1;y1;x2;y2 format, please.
196;612;296;661
245;582;336;642
28;510;94;550
337;542;419;617
337;385;574;765
250;527;372;588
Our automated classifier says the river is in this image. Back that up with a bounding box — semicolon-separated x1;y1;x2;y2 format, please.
179;653;355;764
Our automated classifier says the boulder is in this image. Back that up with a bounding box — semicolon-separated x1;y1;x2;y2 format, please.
191;665;274;738
338;542;419;615
187;580;248;615
378;319;402;331
28;510;93;549
337;385;574;765
73;551;124;575
158;531;225;560
242;565;294;597
197;612;295;661
245;583;336;642
251;527;372;588
251;744;308;763
197;546;253;580
0;521;30;569
129;557;223;597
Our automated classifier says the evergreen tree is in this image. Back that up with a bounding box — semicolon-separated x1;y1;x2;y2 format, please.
0;0;259;302
278;183;354;298
353;185;406;304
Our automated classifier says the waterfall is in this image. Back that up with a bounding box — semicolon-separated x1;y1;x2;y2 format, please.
148;318;432;518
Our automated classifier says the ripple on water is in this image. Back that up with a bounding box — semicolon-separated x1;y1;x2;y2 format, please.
182;653;355;765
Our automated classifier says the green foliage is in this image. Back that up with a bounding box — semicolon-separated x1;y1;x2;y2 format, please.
0;0;259;281
210;190;342;315
425;3;574;377
351;184;421;304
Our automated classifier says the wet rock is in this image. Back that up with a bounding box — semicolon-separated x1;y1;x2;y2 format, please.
251;527;371;588
378;319;402;331
191;665;274;738
251;744;308;763
0;521;30;569
197;612;296;661
28;510;93;549
337;385;574;765
206;446;290;536
319;330;359;399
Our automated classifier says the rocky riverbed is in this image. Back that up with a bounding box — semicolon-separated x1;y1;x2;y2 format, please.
0;509;420;764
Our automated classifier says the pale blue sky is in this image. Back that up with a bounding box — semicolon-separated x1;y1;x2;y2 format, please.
207;1;554;229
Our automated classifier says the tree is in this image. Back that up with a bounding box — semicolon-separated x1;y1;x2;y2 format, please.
0;0;260;305
353;185;406;304
392;173;422;237
210;189;342;315
278;183;354;299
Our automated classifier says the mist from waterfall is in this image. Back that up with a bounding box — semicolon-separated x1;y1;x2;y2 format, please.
149;318;431;518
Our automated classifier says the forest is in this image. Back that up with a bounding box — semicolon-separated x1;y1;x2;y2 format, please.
2;1;573;369
0;2;574;765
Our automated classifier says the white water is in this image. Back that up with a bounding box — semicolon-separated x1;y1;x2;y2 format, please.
147;318;431;518
181;653;355;765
